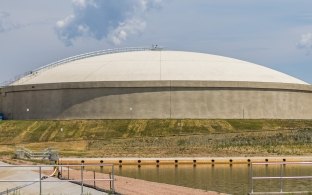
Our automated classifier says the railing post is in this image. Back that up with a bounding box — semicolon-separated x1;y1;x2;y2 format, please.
250;163;253;194
109;172;112;190
39;166;42;195
280;163;283;192
60;163;63;179
81;165;84;195
93;170;96;188
111;164;115;194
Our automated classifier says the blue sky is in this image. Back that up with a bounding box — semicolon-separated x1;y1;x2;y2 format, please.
0;0;312;84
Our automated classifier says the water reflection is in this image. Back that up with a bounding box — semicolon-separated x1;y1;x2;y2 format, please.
83;163;312;194
111;164;312;195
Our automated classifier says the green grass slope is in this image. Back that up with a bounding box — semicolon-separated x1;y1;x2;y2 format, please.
0;119;312;157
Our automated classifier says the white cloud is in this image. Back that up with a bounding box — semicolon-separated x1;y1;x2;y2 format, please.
55;0;162;46
0;11;21;33
72;0;94;8
108;19;146;45
298;33;312;54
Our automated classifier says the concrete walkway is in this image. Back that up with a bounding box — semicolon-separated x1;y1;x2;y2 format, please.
60;168;226;195
0;161;105;195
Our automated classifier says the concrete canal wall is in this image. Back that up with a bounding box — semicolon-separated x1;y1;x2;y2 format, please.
60;156;312;166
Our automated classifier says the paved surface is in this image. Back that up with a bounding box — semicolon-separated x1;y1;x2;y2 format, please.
62;168;227;195
0;160;227;195
0;161;105;195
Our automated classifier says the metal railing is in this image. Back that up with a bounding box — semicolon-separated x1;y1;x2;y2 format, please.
0;47;154;87
0;164;115;195
250;162;312;194
15;147;59;161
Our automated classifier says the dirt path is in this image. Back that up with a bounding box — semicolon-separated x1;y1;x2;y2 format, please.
60;168;227;195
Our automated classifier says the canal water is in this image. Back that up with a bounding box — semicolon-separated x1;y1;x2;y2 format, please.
112;164;312;194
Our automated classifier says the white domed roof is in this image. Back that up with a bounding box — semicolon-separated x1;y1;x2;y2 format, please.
12;49;307;85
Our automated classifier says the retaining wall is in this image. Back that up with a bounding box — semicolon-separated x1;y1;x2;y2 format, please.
59;156;312;166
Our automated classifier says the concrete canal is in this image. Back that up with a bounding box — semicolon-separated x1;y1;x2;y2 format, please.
111;164;312;194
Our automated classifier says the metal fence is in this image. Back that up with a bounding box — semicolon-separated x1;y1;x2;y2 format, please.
0;164;115;195
250;161;312;194
15;147;59;161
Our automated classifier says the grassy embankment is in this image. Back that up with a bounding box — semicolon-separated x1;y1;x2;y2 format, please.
0;119;312;157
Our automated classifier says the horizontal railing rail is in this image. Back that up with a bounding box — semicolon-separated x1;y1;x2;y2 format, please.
250;161;312;195
0;164;115;195
15;147;58;160
0;47;155;87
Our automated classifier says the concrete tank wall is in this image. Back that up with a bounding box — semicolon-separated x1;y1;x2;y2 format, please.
1;81;312;120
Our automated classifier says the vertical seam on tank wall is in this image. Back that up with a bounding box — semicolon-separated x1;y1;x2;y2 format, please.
170;80;172;119
159;51;162;80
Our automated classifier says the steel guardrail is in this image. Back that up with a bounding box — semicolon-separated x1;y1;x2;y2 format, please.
0;164;115;195
249;161;312;194
15;147;58;160
0;47;155;87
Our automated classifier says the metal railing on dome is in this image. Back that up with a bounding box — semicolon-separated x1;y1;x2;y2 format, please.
0;47;156;87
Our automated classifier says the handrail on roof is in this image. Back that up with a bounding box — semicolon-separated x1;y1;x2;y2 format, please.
33;47;152;73
0;47;157;87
